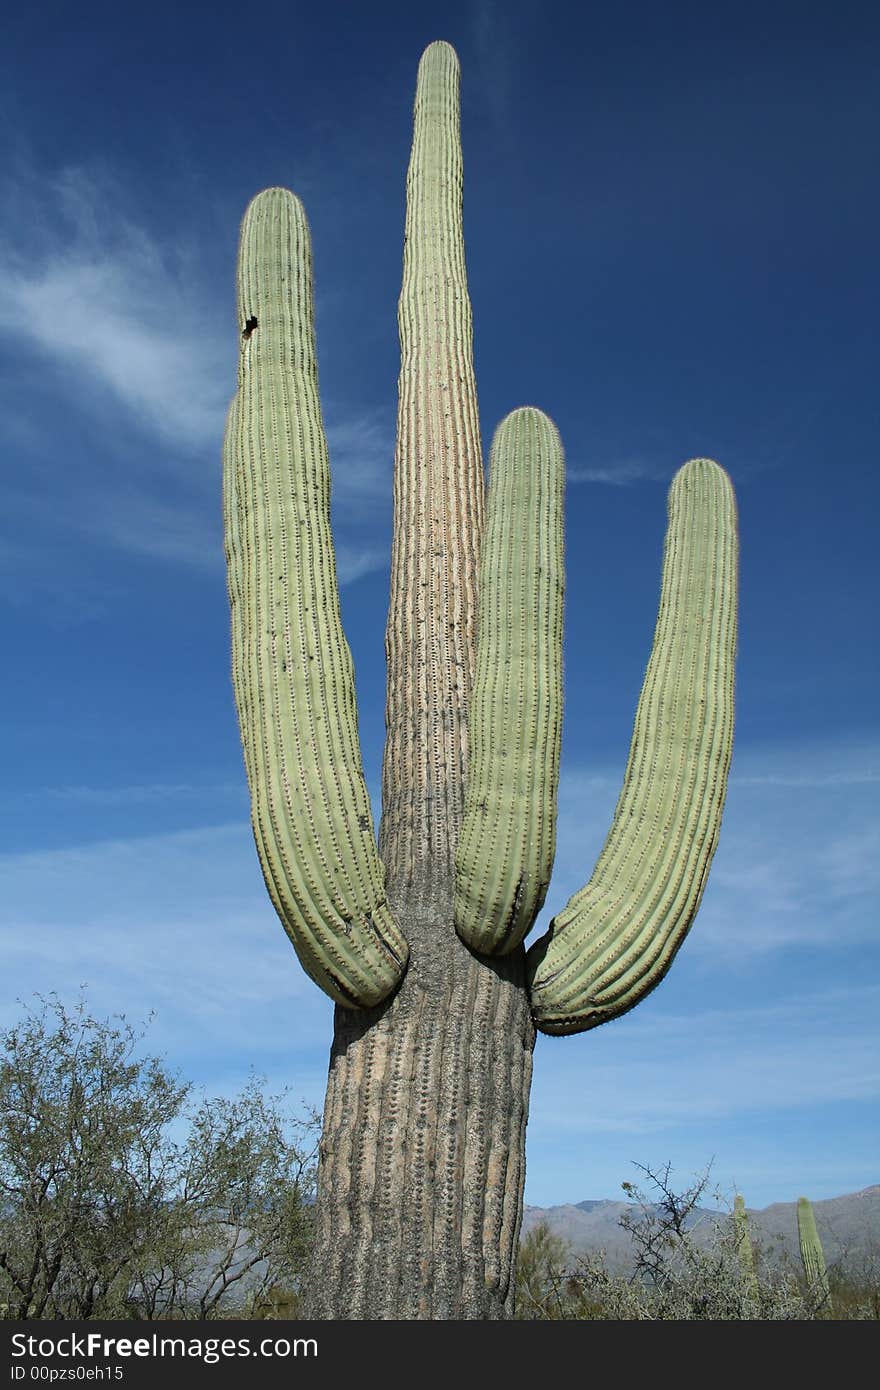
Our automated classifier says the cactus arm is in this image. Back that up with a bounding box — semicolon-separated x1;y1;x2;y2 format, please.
527;457;737;1035
797;1197;831;1306
222;187;408;1008
454;407;564;953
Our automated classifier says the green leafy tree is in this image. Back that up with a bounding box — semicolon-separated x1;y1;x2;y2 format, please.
514;1221;574;1319
0;994;316;1319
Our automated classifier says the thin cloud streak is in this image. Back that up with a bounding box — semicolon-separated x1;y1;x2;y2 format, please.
0;161;396;582
1;260;225;450
0;167;228;452
535;735;880;958
88;488;223;571
531;985;880;1135
335;544;388;585
0;164;398;486
567;459;667;485
735;771;880;786
325;412;393;510
26;781;247;807
1;821;335;1085
469;0;517;136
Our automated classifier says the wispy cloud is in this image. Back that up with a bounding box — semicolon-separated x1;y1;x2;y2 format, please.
0;821;334;1095
821;824;880;901
735;770;880;787
695;738;880;954
531;985;880;1136
534;735;880;958
567;459;670;485
86;487;224;571
0;165;229;451
335;544;388;585
26;781;246;807
325;411;393;512
469;0;517;135
0;161;394;585
525;977;880;1204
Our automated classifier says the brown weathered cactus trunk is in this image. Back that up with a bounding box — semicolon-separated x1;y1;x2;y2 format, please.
306;938;534;1318
304;41;535;1321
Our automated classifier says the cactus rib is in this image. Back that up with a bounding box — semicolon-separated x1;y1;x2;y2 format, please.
222;187;408;1007
455;407;564;953
527;457;738;1035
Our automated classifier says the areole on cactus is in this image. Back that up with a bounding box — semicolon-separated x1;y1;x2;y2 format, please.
222;38;738;1319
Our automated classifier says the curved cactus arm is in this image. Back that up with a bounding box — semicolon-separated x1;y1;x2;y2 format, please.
222;187;408;1008
454;407;564;954
527;457;738;1035
797;1197;831;1306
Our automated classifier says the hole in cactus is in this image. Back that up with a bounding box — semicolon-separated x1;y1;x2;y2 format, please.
242;316;258;339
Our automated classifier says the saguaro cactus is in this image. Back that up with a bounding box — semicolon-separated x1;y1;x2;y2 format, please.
797;1196;832;1311
223;39;738;1319
734;1193;759;1296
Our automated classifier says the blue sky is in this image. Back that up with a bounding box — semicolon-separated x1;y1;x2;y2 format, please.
1;0;877;1211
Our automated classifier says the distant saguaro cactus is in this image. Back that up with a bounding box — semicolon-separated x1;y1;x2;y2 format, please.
734;1193;759;1296
797;1196;832;1311
223;40;738;1319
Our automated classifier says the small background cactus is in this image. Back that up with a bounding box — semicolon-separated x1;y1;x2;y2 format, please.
798;1196;832;1313
734;1192;759;1297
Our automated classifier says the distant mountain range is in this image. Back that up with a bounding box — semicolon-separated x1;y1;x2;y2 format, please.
521;1185;880;1277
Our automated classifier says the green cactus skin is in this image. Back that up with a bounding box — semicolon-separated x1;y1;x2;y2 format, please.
379;37;484;906
454;407;564;954
222;187;408;1008
526;457;738;1035
734;1193;758;1293
797;1196;831;1307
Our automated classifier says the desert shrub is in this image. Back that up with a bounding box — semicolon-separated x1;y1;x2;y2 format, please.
515;1163;821;1320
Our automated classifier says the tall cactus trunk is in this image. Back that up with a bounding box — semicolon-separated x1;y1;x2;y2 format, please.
303;41;535;1321
306;938;534;1317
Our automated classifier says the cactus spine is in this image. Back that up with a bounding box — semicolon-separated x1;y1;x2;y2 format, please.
797;1196;831;1310
223;39;738;1318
